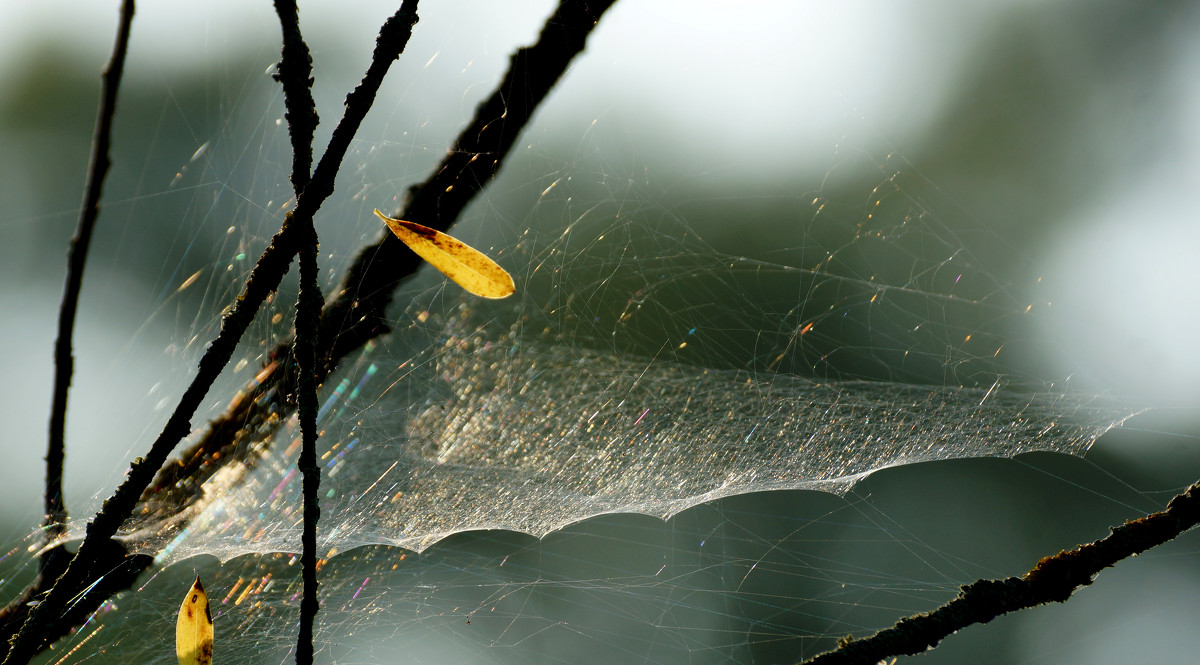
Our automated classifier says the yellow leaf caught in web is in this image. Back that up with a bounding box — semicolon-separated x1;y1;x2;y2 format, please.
176;576;213;665
374;209;515;299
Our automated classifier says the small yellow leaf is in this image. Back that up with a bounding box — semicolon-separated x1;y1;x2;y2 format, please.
177;576;213;665
374;209;515;299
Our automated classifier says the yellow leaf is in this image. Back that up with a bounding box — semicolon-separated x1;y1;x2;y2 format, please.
176;576;213;665
374;209;515;299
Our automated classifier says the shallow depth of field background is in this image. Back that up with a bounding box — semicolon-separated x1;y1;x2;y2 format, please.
2;2;1200;663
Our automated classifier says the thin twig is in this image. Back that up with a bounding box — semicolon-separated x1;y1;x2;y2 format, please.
306;4;420;208
270;3;323;663
799;479;1200;664
3;212;303;665
272;0;318;193
0;6;420;664
144;0;618;514
43;0;136;559
293;219;324;665
317;0;619;364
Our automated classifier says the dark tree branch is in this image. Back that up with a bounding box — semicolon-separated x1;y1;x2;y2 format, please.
4;3;1196;665
307;5;420;207
293;219;323;665
800;479;1200;664
270;3;323;663
272;0;319;193
0;540;151;665
318;0;618;364
144;0;618;519
43;0;135;558
0;5;420;664
3;211;304;665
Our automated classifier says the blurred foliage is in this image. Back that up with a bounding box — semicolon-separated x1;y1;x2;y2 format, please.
913;0;1192;245
0;44;269;294
0;3;1198;664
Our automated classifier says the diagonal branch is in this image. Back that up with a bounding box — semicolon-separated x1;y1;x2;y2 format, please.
144;0;619;518
317;0;619;363
0;6;420;665
43;0;136;558
799;479;1200;664
4;0;612;660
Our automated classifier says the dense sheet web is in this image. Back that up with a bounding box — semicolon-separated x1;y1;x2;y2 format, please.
116;166;1137;564
10;4;1184;663
159;345;1126;561
31;102;1140;665
42;188;1139;658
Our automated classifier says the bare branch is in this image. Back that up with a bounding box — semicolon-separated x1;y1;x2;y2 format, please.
800;480;1200;664
269;3;325;663
0;5;420;664
293;218;324;665
320;0;619;360
272;0;319;194
43;0;136;556
144;0;619;520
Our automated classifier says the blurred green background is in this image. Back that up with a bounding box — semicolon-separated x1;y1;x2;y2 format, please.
2;1;1200;663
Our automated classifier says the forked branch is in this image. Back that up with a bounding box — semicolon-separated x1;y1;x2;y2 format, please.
269;2;324;663
0;4;419;664
0;1;611;662
13;3;1183;665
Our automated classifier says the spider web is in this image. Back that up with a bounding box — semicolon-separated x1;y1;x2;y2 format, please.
133;175;1133;562
2;2;1197;665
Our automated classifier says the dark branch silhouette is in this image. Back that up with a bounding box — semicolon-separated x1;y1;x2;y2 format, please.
43;0;136;558
269;1;326;663
140;0;619;533
10;3;1186;665
0;4;419;663
800;479;1200;664
293;220;324;665
272;0;319;194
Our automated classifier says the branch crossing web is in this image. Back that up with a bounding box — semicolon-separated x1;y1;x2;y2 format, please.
28;118;1142;663
3;4;1175;663
36;146;1138;663
152;284;1131;561
62;146;1133;565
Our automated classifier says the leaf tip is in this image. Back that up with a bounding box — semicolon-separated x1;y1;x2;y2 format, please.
374;208;515;299
177;575;214;665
